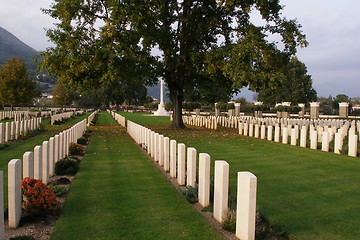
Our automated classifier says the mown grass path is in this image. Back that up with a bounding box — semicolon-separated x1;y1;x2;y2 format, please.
50;112;223;240
121;112;360;240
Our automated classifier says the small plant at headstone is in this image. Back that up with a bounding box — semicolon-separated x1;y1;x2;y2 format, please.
180;185;198;204
222;210;236;232
55;158;79;175
56;177;71;184
77;137;87;145
10;236;35;240
69;142;85;155
50;185;68;197
21;177;60;217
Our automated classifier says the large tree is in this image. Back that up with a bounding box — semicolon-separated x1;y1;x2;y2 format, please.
40;0;307;128
0;57;38;109
257;57;317;105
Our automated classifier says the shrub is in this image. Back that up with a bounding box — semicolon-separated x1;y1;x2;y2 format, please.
69;142;85;156
216;102;235;111
222;210;236;232
55;158;79;175
50;185;68;197
144;103;158;109
10;236;35;240
57;177;71;184
21;177;60;217
77;137;87;145
180;185;198;204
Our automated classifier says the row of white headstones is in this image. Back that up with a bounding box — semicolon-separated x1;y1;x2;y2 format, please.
50;111;85;125
0;110;98;239
110;111;257;240
0;118;42;144
0;111;52;121
184;115;359;157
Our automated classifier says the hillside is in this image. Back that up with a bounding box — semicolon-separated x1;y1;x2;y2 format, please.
0;26;39;72
0;26;56;93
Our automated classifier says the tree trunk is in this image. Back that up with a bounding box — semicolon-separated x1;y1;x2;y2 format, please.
171;89;185;129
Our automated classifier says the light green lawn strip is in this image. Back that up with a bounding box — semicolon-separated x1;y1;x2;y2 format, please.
50;112;223;240
0;113;91;206
121;112;360;240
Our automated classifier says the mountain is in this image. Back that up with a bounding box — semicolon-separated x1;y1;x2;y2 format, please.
0;26;56;93
0;26;39;72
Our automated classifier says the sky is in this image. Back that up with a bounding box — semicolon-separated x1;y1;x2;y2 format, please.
0;0;359;100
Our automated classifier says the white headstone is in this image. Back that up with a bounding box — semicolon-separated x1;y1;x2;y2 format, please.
186;147;197;187
170;140;177;178
22;152;34;178
8;159;22;228
34;146;42;180
163;137;170;171
213;160;229;223
198;153;210;207
177;143;186;185
236;171;257;240
0;171;4;239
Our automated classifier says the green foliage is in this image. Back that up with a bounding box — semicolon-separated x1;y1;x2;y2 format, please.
222;210;236;232
333;94;351;110
10;236;36;240
0;57;38;108
52;79;76;106
77;137;87;145
55;158;79;175
257;57;317;105
69;142;85;156
318;95;334;114
40;0;307;128
216;102;235;111
180;186;198;204
144;103;158;109
165;102;173;111
182;102;201;111
276;105;301;113
50;185;68;197
252;105;270;112
56;177;71;185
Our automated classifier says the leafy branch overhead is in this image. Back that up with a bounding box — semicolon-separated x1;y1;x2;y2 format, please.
39;0;308;128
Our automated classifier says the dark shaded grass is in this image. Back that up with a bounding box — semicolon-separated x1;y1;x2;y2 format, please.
50;112;223;240
121;112;360;240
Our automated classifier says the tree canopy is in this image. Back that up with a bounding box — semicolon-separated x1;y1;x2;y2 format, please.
257;57;317;105
40;0;307;128
0;57;38;109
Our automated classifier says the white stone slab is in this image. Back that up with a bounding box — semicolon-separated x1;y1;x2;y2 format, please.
34;146;42;180
236;171;257;240
177;143;186;185
213;160;229;223
170;140;177;178
23;152;34;179
8;159;22;228
0;171;4;239
186;147;197;187
163;137;170;171
198;153;210;207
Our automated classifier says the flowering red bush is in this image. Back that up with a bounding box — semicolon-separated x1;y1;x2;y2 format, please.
21;177;60;217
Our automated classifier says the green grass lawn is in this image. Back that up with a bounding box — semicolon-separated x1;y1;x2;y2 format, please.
120;112;360;240
50;112;223;240
0;113;91;206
